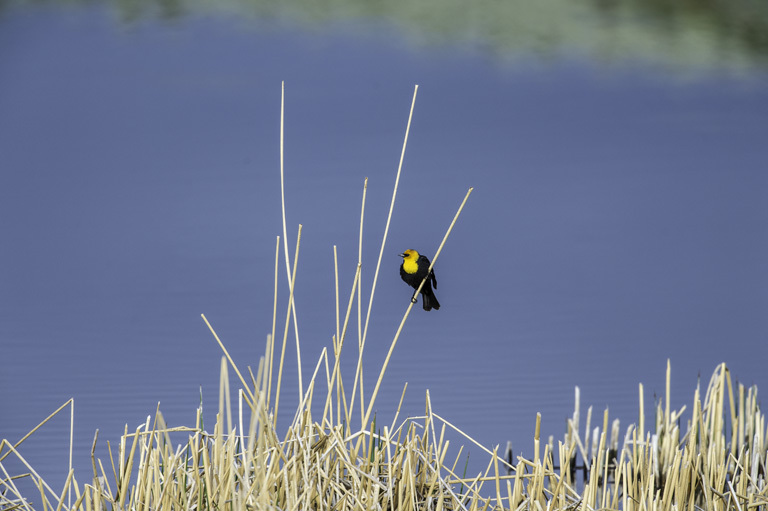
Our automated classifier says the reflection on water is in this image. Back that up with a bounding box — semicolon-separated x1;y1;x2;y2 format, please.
3;0;766;72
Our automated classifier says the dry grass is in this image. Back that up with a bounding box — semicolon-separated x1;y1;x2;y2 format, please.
3;354;767;510
2;85;767;510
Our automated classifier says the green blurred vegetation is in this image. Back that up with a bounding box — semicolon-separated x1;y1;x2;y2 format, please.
5;0;768;72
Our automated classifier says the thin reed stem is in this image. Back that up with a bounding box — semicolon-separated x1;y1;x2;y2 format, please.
268;235;280;407
360;85;418;355
0;399;74;463
201;314;255;406
279;81;303;397
362;187;473;428
274;224;302;421
349;178;369;426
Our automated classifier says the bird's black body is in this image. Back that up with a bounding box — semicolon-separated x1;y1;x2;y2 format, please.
399;249;440;311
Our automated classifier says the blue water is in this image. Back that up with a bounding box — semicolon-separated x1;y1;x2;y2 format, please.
1;2;767;501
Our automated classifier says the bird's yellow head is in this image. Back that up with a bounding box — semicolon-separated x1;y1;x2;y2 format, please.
399;249;420;274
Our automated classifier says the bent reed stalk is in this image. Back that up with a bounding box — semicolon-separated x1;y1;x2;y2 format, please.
3;89;768;511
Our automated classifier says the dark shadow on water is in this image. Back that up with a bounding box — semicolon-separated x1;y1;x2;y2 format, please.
3;0;767;72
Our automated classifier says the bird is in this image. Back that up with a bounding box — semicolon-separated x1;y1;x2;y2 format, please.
399;249;440;311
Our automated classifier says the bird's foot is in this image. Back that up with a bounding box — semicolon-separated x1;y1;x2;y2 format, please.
411;295;418;304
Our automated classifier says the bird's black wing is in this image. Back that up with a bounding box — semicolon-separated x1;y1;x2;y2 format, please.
420;255;437;289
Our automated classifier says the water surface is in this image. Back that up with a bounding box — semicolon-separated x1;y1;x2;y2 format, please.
1;1;767;497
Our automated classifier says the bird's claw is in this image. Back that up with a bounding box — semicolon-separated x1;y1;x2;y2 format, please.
411;296;418;304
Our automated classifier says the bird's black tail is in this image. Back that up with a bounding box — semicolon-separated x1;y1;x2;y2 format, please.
422;288;440;311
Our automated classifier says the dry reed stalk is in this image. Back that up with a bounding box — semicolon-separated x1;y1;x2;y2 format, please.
360;86;418;352
267;235;280;409
356;179;367;398
278;82;303;399
362;186;473;432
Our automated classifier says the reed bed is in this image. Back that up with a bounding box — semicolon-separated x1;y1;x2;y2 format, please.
3;354;767;510
3;85;768;510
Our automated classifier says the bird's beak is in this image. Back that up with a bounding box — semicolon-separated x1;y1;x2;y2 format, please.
398;253;405;258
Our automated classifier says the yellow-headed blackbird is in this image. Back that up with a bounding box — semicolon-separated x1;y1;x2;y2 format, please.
399;249;440;311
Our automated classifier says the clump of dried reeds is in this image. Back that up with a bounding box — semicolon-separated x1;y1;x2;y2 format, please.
4;357;766;510
505;360;768;510
2;85;767;510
